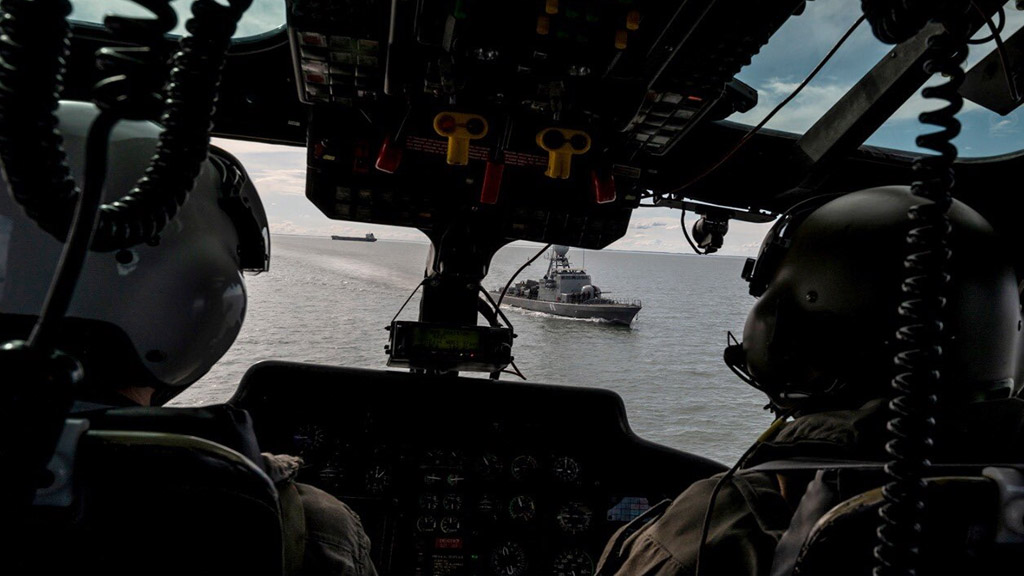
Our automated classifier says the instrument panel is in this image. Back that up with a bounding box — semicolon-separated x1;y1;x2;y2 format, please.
229;361;725;575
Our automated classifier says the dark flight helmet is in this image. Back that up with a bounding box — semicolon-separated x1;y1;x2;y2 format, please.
0;101;270;406
730;186;1021;413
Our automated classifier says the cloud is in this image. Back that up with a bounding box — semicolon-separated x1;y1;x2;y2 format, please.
990;115;1020;135
737;79;851;133
631;217;679;231
69;0;285;39
251;169;307;196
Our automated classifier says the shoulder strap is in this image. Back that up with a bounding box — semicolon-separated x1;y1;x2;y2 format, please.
769;469;842;576
595;498;672;576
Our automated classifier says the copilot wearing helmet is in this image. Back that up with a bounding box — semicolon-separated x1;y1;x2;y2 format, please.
732;186;1021;414
0;101;379;576
596;186;1024;576
0;100;269;406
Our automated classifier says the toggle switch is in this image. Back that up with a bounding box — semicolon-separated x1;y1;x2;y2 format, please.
536;128;591;179
433;112;489;165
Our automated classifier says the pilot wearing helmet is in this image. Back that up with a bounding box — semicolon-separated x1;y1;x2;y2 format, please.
595;186;1024;575
0;101;376;576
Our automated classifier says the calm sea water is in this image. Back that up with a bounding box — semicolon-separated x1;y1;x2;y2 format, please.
173;235;776;465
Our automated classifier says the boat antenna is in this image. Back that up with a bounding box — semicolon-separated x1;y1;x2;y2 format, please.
496;243;552;308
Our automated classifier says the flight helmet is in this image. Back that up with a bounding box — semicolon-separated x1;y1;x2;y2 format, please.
0;101;269;406
728;186;1021;413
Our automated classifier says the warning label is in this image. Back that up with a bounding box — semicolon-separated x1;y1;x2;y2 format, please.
406;136;449;156
405;136;547;168
504;151;547;168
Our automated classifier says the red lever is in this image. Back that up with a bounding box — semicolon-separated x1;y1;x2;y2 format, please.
375;136;403;174
481;161;505;204
592;171;616;204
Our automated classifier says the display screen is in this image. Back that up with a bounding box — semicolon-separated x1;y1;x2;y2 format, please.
411;326;481;352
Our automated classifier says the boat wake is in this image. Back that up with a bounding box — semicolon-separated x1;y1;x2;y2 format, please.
510;307;640;327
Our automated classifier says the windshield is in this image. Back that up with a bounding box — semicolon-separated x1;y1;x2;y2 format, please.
151;0;1019;466
734;0;1024;158
69;0;285;41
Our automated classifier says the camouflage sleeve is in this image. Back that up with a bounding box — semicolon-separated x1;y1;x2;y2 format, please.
596;472;791;576
294;482;379;576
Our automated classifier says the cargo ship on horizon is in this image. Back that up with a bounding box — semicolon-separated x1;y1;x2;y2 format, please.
331;232;377;242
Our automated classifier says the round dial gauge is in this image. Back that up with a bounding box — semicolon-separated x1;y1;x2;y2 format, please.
316;455;346;490
364;464;391;494
440;516;461;534
552;456;581;483
490;541;528;576
475;453;503;479
293;424;327;458
510;455;538;481
419;493;439;511
552;548;594;576
415;515;437;533
556;501;593;535
508;494;536;522
443;494;463;511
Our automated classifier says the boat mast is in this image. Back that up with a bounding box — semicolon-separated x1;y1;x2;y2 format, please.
546;245;570;278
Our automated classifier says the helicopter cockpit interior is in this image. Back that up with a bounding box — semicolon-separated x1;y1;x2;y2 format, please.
3;0;1024;574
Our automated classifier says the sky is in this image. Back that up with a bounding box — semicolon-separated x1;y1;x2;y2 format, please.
71;0;1024;256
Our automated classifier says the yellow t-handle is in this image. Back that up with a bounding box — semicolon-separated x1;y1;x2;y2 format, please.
536;128;591;179
433;112;489;165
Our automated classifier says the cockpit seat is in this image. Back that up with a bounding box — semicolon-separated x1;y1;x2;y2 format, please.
768;465;1024;575
74;403;266;472
20;425;284;575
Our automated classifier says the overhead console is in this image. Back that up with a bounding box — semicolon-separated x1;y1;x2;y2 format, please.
285;0;809;248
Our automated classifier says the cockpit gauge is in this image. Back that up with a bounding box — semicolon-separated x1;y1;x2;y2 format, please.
440;516;461;534
490;541;528;576
419;493;440;511
443;494;463;511
293;424;327;458
476;495;499;522
475;452;503;480
508;494;536;523
416;515;437;533
552;548;594;576
510;454;538;481
446;472;466;487
424;448;464;468
364;464;391;494
315;455;347;491
552;455;581;483
555;502;593;535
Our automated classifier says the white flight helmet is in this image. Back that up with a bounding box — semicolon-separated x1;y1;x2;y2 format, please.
0;100;269;405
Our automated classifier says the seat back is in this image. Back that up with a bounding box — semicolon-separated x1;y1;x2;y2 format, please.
777;468;1024;575
19;428;284;575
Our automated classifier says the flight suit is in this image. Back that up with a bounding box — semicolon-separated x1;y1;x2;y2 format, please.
596;397;1024;576
265;453;379;576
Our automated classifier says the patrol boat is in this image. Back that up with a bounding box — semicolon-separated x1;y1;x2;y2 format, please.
4;0;1024;575
494;246;641;326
